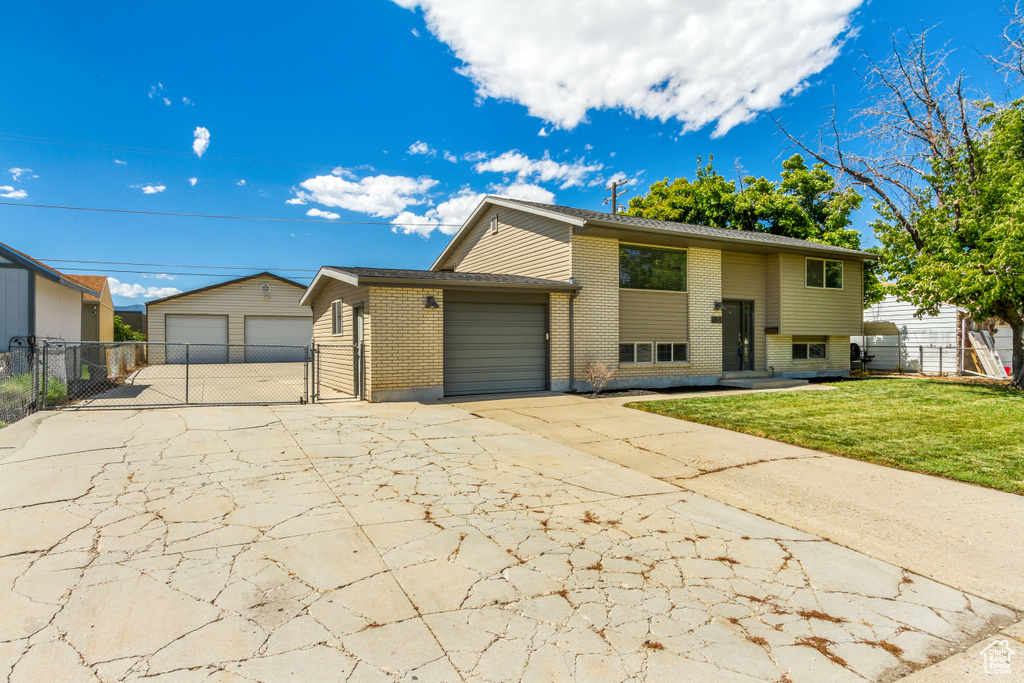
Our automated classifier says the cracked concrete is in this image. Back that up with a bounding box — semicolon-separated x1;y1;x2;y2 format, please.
0;401;1018;682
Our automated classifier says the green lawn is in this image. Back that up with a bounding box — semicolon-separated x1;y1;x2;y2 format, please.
628;379;1024;495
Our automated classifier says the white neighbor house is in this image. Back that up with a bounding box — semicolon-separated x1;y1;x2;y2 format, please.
855;295;1014;375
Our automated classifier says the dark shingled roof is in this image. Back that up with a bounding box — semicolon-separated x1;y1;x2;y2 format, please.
493;197;875;258
324;267;576;288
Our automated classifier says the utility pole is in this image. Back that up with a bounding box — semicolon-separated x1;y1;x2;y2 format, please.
604;179;629;214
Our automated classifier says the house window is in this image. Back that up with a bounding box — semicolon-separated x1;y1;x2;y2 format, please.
619;244;687;292
621;342;688;363
656;342;688;362
806;258;843;289
331;301;343;335
792;341;827;360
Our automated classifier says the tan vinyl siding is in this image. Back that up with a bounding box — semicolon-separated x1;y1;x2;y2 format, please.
148;277;310;363
778;255;863;336
618;289;688;342
35;275;82;342
721;251;767;370
440;207;572;280
766;254;781;329
311;281;367;395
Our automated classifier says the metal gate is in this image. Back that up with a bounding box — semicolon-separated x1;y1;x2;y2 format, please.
38;340;314;409
312;343;363;401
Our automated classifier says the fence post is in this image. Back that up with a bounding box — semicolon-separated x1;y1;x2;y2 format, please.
41;342;48;410
939;347;943;375
185;344;190;405
303;345;310;404
919;346;924;374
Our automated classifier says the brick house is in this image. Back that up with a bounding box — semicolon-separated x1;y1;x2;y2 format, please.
301;197;876;401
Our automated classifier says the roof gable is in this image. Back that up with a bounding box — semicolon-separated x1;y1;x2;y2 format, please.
146;271;308;307
431;196;877;268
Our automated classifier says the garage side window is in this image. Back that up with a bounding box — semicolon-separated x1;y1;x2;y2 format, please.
331;301;343;336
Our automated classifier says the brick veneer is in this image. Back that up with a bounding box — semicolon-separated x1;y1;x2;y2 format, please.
765;335;851;376
366;287;444;401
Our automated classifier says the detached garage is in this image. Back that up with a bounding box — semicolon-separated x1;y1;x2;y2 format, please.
147;272;312;364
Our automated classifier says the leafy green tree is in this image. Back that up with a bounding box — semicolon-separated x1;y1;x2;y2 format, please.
875;102;1024;387
626;154;882;305
113;315;145;342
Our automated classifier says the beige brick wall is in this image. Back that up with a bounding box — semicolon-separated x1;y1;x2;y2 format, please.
550;292;571;390
571;239;724;389
366;287;443;401
765;335;850;375
571;235;619;387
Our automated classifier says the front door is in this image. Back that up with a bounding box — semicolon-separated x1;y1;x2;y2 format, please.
722;301;754;372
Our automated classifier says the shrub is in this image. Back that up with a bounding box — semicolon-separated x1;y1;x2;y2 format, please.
582;359;614;395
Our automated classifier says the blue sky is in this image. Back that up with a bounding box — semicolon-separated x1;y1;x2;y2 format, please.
0;1;1011;306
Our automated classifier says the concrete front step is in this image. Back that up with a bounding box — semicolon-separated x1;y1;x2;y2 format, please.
718;377;809;390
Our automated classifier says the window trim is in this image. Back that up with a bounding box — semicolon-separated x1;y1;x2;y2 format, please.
619;243;688;293
805;257;844;290
331;300;344;336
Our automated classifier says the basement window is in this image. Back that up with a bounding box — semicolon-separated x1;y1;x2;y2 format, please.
657;342;688;362
621;342;687;363
792;341;827;360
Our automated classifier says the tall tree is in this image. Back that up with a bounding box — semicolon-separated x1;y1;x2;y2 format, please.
625;154;882;305
777;25;1024;388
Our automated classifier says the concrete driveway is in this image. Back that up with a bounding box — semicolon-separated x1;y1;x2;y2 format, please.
0;402;1018;682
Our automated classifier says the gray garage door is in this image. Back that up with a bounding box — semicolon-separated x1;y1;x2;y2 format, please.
443;302;547;396
244;316;312;362
165;315;229;364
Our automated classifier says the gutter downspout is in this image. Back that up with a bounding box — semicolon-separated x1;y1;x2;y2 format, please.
569;288;579;392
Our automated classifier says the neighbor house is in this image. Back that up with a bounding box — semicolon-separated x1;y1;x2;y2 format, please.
854;294;1014;375
302;197;876;401
146;272;313;364
0;241;94;348
64;274;114;342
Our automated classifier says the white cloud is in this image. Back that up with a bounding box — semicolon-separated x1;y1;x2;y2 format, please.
188;177;197;186
474;150;602;188
306;208;341;220
161;97;171;106
107;277;181;299
148;83;164;99
295;173;439;217
132;184;166;194
192;126;210;158
391;182;554;237
604;171;628;187
114;159;127;165
152;273;176;280
182;96;193;105
537;127;549;137
443;151;459;163
0;186;28;199
408;140;435;155
584;143;593;151
393;0;860;136
285;196;307;205
237;179;246;186
463;151;487;162
9;167;34;182
411;28;420;37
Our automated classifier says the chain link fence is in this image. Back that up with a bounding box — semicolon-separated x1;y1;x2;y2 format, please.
39;341;314;408
0;348;37;427
313;344;363;401
856;344;1012;378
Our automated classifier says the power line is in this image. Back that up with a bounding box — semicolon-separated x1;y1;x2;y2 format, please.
0;201;461;227
42;258;317;272
65;267;312;278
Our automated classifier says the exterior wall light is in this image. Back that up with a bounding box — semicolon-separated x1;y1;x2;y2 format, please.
425;296;439;309
713;301;723;310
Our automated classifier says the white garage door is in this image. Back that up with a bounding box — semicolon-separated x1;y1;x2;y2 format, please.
244;316;312;362
165;315;228;364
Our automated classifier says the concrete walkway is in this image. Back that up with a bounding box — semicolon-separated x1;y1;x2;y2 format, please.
451;392;1024;612
0;402;1017;681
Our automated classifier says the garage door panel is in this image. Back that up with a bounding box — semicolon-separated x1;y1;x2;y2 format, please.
244;316;312;362
443;302;547;396
165;315;228;364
